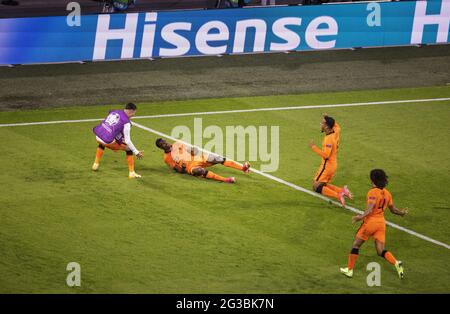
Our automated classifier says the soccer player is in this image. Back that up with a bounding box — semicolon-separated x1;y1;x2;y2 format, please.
92;103;144;178
340;169;408;279
309;115;352;207
155;138;251;183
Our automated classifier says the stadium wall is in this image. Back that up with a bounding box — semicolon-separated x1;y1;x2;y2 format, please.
0;0;449;65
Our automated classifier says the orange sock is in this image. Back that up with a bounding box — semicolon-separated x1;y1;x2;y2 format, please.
206;171;227;182
223;160;243;171
126;154;135;173
94;147;104;164
348;248;359;270
322;186;340;200
382;251;397;265
326;184;342;193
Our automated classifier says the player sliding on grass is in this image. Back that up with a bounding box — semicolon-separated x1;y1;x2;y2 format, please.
155;138;251;183
340;169;408;279
92;103;144;179
309;114;352;207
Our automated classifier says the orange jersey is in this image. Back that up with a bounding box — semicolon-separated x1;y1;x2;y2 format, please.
312;130;339;165
364;187;393;223
163;141;212;174
164;152;186;172
162;141;188;172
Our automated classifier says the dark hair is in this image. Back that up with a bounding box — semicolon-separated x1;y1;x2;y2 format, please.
155;138;164;148
324;116;335;129
125;102;137;110
370;169;388;188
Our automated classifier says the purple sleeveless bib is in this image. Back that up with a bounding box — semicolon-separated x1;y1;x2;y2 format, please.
93;110;130;144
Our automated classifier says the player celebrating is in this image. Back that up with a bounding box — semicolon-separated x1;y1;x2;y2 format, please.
309;115;352;207
155;138;250;183
92;103;144;178
340;169;408;279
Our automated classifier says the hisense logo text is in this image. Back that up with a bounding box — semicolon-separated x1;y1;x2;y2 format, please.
93;12;338;60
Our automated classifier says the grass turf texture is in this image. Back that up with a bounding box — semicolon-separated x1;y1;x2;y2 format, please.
0;86;449;293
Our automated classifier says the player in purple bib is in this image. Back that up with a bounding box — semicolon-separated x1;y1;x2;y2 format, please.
92;103;144;178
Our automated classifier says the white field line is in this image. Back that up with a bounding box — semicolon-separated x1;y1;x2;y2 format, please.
132;121;450;251
1;97;450;128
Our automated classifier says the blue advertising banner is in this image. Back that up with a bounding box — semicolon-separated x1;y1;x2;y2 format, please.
0;0;449;65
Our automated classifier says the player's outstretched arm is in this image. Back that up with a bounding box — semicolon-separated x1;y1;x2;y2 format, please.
389;204;408;217
124;123;144;159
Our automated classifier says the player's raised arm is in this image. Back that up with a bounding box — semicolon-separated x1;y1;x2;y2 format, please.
309;138;332;159
124;123;144;159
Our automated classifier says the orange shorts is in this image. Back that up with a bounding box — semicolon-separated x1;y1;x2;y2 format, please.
186;160;213;175
356;220;386;243
314;162;336;183
97;139;128;151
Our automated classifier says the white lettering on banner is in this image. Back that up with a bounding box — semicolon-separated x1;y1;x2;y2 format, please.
159;22;192;57
140;12;158;58
233;19;268;53
411;0;450;44
92;13;339;60
93;13;138;60
270;18;302;51
195;21;230;55
305;16;339;49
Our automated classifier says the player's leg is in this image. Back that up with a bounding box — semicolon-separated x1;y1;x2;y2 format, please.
375;234;404;279
125;149;141;178
327;183;353;200
340;237;365;278
191;167;235;183
100;141;141;178
223;159;250;172
110;143;141;178
319;183;340;200
349;237;365;269
108;142;141;178
313;168;339;199
92;143;105;171
209;155;250;173
313;179;346;207
325;184;342;193
341;221;369;278
313;165;352;200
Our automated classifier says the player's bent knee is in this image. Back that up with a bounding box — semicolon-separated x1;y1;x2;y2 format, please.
314;183;326;194
380;249;388;257
98;144;105;150
126;150;133;156
192;168;207;177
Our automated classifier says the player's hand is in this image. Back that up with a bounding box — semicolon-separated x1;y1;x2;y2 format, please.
136;151;144;159
309;140;315;148
400;208;408;217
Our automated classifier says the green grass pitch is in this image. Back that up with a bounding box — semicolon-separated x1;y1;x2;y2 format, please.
0;86;449;293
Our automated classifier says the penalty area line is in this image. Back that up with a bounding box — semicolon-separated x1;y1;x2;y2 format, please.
132;121;450;251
